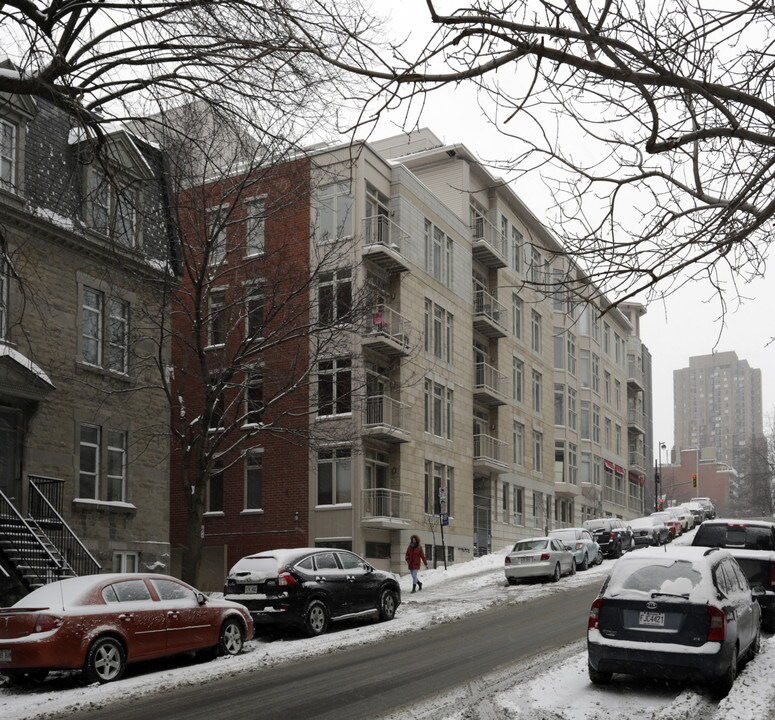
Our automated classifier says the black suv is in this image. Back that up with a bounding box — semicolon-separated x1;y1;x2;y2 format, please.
583;518;635;558
692;519;775;631
224;548;401;636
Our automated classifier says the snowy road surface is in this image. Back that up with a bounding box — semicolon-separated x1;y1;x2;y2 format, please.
2;529;775;719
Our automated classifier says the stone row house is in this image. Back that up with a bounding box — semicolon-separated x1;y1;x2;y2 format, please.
174;127;654;589
0;73;176;603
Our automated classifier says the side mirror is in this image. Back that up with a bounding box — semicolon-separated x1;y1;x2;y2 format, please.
195;591;207;606
752;585;766;600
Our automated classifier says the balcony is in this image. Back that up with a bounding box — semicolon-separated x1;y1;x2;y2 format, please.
361;304;411;357
629;450;646;473
361;488;410;529
470;216;507;269
362;216;410;273
627;408;646;434
627;357;645;391
473;362;507;407
473;433;508;474
362;395;411;443
554;481;581;498
473;289;507;339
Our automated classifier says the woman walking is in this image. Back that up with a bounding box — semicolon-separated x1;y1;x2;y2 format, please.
405;534;428;593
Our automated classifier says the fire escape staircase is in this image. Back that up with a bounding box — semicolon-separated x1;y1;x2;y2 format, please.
0;476;100;601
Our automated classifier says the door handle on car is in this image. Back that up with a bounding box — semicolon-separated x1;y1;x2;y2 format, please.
167;611;179;618
118;613;133;621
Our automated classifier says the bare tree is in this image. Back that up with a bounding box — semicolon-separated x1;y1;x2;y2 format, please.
296;1;775;313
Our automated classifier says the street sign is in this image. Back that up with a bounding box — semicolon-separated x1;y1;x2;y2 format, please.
440;512;449;526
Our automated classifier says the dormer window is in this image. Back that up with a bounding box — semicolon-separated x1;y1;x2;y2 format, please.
85;166;139;247
0;70;36;195
1;120;17;190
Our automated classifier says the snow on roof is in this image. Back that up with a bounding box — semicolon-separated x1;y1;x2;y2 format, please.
0;344;54;386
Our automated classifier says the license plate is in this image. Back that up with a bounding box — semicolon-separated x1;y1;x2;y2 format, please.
639;611;665;627
0;649;11;663
244;585;257;594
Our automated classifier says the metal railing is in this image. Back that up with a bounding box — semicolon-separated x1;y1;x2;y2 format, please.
28;477;101;577
364;304;411;347
365;395;408;430
473;433;508;464
362;488;409;520
470;214;508;257
474;362;507;398
628;451;646;470
362;215;409;254
473;289;506;329
627;408;645;429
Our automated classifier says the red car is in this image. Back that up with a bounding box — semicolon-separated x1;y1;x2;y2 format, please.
0;573;253;684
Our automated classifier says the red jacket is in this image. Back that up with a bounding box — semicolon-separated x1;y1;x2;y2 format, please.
405;543;427;570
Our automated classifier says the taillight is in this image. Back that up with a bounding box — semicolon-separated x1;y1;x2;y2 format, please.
540;553;550;561
278;572;297;587
34;614;63;633
770;566;775;589
505;557;512;565
609;532;616;541
588;597;603;630
576;542;583;550
707;606;726;642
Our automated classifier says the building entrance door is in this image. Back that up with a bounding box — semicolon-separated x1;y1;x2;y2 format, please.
0;407;22;508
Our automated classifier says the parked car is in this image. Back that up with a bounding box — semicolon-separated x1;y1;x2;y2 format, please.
693;497;717;520
692;518;775;631
629;516;670;547
0;573;253;684
583;518;635;557
677;504;696;530
587;546;762;696
670;506;694;532
225;548;401;637
684;501;707;525
504;537;576;584
549;528;602;570
650;511;683;539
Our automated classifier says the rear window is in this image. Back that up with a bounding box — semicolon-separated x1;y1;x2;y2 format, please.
550;530;575;541
607;558;708;600
694;524;775;550
513;539;549;551
229;556;281;578
584;521;608;531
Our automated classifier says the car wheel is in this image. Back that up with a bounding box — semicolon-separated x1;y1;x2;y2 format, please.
714;646;738;697
378;589;398;622
550;563;561;583
506;576;518;586
218;618;245;656
83;636;126;684
569;559;576;576
748;625;762;660
304;599;330;637
588;663;612;685
596;549;604;565
614;542;623;559
579;553;589;571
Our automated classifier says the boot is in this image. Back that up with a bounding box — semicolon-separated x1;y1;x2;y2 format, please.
411;584;416;593
418;581;423;591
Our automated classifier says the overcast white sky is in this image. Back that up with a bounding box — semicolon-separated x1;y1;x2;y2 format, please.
372;1;775;459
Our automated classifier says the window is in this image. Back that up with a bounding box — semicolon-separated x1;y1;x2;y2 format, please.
615;424;622;455
501;481;509;522
82;289;127;372
591;353;600;393
614;379;621;410
553;331;564;370
554;383;565;426
105;580;151;603
512;294;522;338
614;332;622;365
529;247;543;283
0;120;16;190
552;268;564;311
511;227;522;273
245;368;264;425
531;310;541;352
424;219;453;287
513;486;524;525
245;451;263;510
533;430;543;473
245;197;265;256
317;448;352;505
532;370;542;412
106;430;127;502
317;182;353;243
532;490;544;528
591;312;600;343
207;458;224;513
245;285;264;339
513;421;524;466
568;443;578;485
605;417;612;450
581;451;591;485
79;423;129;502
604;371;611;404
603;322;611;356
512;357;524;403
579;350;590;389
424;299;453;362
207;208;226;265
0;255;7;340
208;289;226;347
580;400;590;439
79;424;100;499
424;461;454;515
567;387;577;430
112;551;138;573
319;268;352;325
424;379;453;438
567;333;577;376
592;404;601;444
209;376;225;430
317;358;351;417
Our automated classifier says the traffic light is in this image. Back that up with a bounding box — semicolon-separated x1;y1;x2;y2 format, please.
692;473;697;489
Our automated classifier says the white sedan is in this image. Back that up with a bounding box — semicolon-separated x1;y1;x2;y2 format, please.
504;537;576;584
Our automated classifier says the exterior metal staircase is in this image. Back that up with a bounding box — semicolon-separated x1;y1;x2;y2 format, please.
0;476;100;604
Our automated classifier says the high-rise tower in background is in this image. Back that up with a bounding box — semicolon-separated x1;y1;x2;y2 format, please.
673;351;763;470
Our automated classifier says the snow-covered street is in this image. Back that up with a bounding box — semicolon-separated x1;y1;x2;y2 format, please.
3;530;775;720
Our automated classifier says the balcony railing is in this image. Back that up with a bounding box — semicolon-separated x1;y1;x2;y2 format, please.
473;289;507;338
362;216;410;273
473;433;508;470
470;214;507;268
473;362;507;406
627;408;645;431
363;395;411;443
628;451;646;470
627;357;644;389
362;488;409;522
362;304;411;356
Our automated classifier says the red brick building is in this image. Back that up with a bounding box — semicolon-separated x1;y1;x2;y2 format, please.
660;448;736;517
169;156;313;589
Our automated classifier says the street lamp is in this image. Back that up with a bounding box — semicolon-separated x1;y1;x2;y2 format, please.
655;442;666;511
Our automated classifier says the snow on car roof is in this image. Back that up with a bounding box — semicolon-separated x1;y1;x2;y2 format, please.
228;548;342;576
